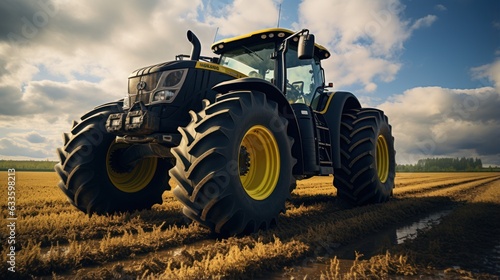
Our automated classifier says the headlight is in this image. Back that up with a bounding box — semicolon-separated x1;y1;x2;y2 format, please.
122;96;130;109
111;119;121;126
149;69;187;104
163;70;185;87
153;90;176;102
131;116;142;124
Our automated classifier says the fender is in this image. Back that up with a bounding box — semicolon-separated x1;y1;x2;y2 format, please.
317;91;361;169
212;78;305;175
82;99;124;120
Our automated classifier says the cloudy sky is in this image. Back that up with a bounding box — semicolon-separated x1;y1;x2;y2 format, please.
0;0;499;166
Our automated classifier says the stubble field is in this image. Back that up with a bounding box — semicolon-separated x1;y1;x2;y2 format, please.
1;171;499;279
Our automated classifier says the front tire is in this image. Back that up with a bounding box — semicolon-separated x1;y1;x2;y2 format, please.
333;108;395;205
169;91;295;235
54;101;171;214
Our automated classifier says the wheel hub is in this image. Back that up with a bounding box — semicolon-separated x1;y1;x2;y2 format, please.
108;149;131;174
239;146;251;176
106;142;158;193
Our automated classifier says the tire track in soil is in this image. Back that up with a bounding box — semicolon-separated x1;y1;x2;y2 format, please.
395;175;463;187
394;173;474;184
413;176;500;201
394;174;500;196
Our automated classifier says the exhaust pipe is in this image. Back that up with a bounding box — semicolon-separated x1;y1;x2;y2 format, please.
187;30;201;61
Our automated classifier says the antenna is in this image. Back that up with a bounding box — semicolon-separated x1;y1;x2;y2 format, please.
277;4;281;27
213;27;219;43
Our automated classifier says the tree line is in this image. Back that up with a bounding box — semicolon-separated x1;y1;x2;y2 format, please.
0;160;58;171
396;157;492;172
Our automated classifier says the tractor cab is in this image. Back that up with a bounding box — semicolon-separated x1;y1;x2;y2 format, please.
211;28;331;106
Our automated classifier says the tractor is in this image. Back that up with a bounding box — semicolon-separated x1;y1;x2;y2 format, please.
55;28;395;235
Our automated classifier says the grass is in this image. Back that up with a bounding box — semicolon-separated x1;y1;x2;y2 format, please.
320;252;417;279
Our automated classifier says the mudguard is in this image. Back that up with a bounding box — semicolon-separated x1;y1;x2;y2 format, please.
316;91;361;169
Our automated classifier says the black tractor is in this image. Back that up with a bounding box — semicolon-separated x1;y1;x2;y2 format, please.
55;28;395;235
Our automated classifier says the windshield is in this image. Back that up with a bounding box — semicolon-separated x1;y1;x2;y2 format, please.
219;43;275;81
219;43;324;105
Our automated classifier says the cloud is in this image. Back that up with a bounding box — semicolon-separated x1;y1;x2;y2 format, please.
434;4;447;11
26;131;47;143
0;136;53;159
379;57;500;166
0;112;75;159
0;77;114;118
471;58;500;89
294;0;437;92
0;0;54;41
410;15;437;31
494;21;500;30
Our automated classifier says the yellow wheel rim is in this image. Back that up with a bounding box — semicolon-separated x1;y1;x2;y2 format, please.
376;135;389;183
239;125;280;200
106;142;157;193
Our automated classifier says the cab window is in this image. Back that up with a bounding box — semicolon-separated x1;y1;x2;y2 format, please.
219;43;275;81
285;49;323;106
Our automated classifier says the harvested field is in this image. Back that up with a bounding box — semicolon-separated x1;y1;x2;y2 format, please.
1;172;499;279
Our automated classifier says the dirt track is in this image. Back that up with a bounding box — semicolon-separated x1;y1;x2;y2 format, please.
1;172;499;279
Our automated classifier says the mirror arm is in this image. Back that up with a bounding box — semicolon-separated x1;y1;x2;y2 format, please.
273;29;311;94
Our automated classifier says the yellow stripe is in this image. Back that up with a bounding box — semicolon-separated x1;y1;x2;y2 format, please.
317;93;334;114
195;61;247;79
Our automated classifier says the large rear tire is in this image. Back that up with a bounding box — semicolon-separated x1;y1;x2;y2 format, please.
333;108;395;205
169;91;294;235
54;101;171;214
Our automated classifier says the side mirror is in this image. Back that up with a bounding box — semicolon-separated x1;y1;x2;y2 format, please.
298;34;315;60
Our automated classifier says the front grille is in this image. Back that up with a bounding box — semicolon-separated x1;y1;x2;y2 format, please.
128;76;141;95
128;73;161;105
128;73;161;95
129;92;150;104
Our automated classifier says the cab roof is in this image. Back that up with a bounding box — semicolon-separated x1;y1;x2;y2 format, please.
211;28;331;60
